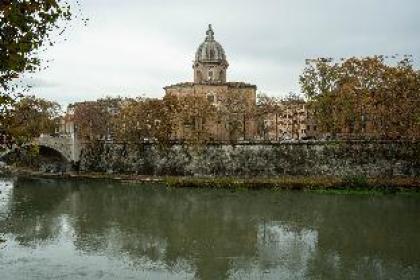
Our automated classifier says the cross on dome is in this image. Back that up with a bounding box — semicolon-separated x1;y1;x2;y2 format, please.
206;24;214;41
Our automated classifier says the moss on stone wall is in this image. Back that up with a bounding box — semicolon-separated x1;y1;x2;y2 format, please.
78;141;420;177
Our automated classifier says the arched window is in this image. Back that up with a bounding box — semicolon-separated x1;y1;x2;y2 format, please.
196;70;202;81
207;92;217;106
220;70;224;81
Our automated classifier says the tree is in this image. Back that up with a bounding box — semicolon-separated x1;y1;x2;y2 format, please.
73;97;122;141
218;91;255;143
114;97;171;144
256;92;306;141
256;93;279;140
161;94;184;143
0;0;72;105
176;95;216;144
3;95;60;145
300;56;420;139
280;92;306;140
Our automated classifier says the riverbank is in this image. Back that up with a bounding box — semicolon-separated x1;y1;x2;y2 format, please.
2;166;419;193
165;176;420;193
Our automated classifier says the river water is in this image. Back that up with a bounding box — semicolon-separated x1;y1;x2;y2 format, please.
0;177;419;279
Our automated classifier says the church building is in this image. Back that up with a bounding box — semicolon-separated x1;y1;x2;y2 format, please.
164;24;257;141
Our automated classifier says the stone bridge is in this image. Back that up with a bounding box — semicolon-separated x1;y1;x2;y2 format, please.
0;134;81;163
36;134;81;162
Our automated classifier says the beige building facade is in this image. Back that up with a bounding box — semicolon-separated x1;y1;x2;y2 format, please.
164;25;257;142
259;103;319;141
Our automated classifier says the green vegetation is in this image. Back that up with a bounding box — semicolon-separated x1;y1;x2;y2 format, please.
1;0;73;105
341;174;369;188
5;167;418;194
1;1;76;147
164;176;419;194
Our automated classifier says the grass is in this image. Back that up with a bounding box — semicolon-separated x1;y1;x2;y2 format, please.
163;176;420;194
3;167;419;194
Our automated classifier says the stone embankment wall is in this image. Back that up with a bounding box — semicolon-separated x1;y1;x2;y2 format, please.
78;141;419;177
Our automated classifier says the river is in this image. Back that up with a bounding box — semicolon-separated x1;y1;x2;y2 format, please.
0;177;419;279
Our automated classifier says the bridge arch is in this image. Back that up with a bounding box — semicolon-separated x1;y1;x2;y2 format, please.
0;144;69;163
38;145;70;163
0;135;81;164
37;134;81;163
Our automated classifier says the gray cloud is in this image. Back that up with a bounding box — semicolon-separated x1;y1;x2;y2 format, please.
18;76;60;89
29;0;420;106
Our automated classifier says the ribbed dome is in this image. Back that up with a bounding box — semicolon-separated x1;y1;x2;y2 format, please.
195;25;227;63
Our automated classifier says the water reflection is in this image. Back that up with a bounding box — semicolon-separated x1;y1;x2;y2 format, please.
0;177;419;279
0;179;14;221
255;222;318;278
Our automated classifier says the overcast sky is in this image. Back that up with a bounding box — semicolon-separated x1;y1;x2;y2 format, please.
27;0;420;106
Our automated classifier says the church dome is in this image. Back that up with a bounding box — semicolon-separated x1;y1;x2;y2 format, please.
195;25;227;63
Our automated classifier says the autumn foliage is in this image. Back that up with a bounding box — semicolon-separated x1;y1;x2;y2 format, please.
300;56;420;139
70;89;263;144
70;56;420;145
1;95;60;146
5;56;418;146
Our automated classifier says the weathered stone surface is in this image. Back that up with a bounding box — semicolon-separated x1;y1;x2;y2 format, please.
79;141;420;177
37;135;81;162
